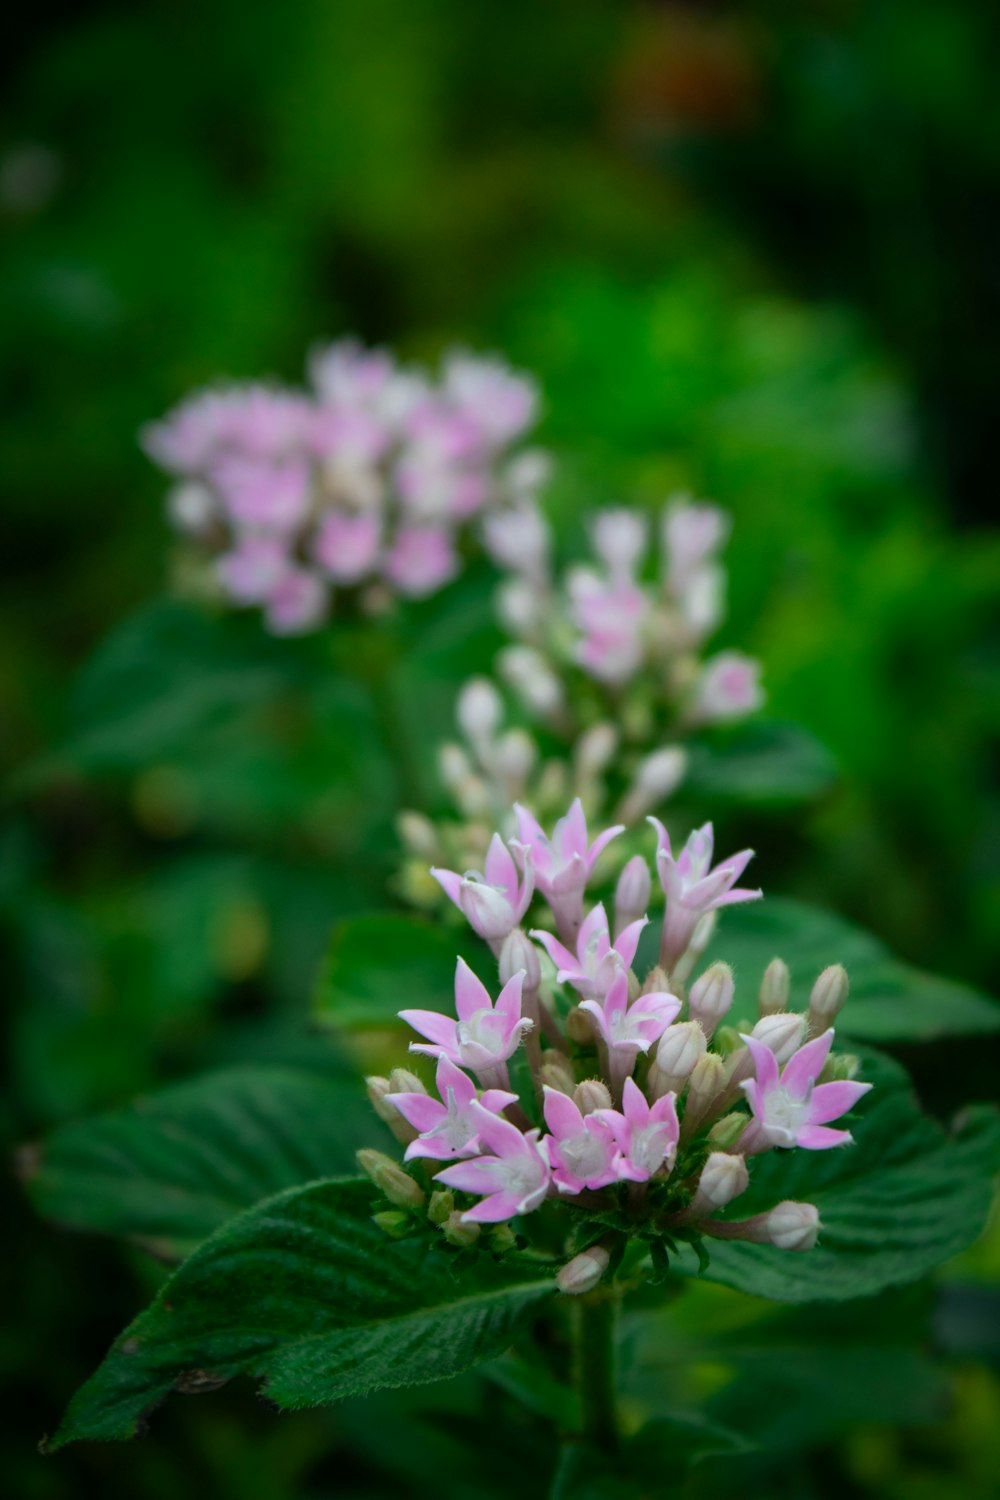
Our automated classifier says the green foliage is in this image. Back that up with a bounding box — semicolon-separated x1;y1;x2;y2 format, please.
315;911;482;1029
684;720;838;807
48;1178;555;1449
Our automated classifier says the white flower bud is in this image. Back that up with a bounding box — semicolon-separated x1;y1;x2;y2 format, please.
388;1068;426;1096
808;965;849;1032
765;1201;821;1252
540;1057;576;1094
496;575;545;636
574;722;618;780
168;480;216;533
438;742;473;793
688;962;734;1037
618;746;687;824
366;1076;395;1121
758;958;790;1017
498;646;564;718
493;729;537;792
396;810;439;858
685;1052;725;1124
649;1020;706;1097
566;1006;595;1045
691;1152;749;1213
574;1079;612;1115
592;508;648;576
557;1245;610;1296
356;1149;426;1210
457;877;519;942
750;1011;807;1065
498;928;541;991
370;1073;421;1145
457;677;503;747
614;855;652;936
483;501;550;576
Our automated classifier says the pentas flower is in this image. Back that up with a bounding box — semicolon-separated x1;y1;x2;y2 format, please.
514;799;623;941
390;1056;517;1162
739;1030;872;1153
568;568;648;686
435;1104;551;1222
691;651;765;725
431;834;534;948
649;818;761;972
531;902;647;1000
599;1078;679;1183
578;970;681;1098
542;1087;620;1193
401;958;531;1090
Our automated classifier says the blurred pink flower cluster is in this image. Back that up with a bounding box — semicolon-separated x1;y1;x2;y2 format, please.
142;340;545;633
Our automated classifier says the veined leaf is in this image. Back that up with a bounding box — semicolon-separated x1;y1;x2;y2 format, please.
48;1178;555;1449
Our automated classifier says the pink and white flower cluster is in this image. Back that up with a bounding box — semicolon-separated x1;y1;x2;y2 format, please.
490;495;764;727
143;339;544;634
367;800;871;1289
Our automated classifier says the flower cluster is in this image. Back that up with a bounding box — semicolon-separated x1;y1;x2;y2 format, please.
489;495;764;727
142;339;544;633
366;800;871;1292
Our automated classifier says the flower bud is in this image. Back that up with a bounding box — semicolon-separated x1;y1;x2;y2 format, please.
808;965;849;1033
614;855;651;935
372;1210;412;1239
388;1067;427;1096
457;677;503;747
499;928;542;991
641;963;670;997
489;1224;518;1253
566;1006;595;1045
823;1051;860;1083
427;1190;454;1226
396;810;439;859
496;576;544;636
618;747;687;823
574;1079;612;1115
494;729;537;790
707;1111;748;1152
443;1211;481;1248
684;1052;726;1128
688;962;734;1038
456;877;520;943
649;1020;706;1098
438;742;473;793
556;1244;611;1296
758;958;790;1016
541;1057;576;1094
750;1011;806;1065
356;1149;426;1211
766;1201;821;1252
498;646;564;718
592;508;647;575
691;1152;749;1213
711;1025;742;1057
168;480;216;533
366;1076;417;1145
574;723;618;780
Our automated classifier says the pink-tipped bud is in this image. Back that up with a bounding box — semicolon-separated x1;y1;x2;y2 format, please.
688;962;734;1037
457;677;503;746
557;1244;611;1296
766;1201;821;1251
758;958;790;1017
356;1149;426;1210
691;1152;749;1213
614;855;652;936
499;928;542;991
649;1020;706;1098
808;965;849;1033
574;1079;613;1115
750;1011;806;1065
619;747;687;823
541;1057;576;1094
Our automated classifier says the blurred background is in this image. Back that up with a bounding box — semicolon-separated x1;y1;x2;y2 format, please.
3;2;999;1496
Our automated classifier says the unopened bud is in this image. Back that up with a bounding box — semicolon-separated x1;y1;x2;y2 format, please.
685;1052;726;1127
758;958;790;1016
499;928;542;991
649;1020;706;1097
574;723;618;780
614;855;651;935
691;1152;749;1213
494;729;537;791
619;747;687;823
366;1076;417;1145
750;1011;806;1065
556;1244;611;1295
766;1201;821;1251
541;1057;576;1094
457;677;503;746
388;1067;427;1096
574;1079;612;1115
396;810;439;859
438;742;473;793
566;1006;595;1045
498;646;564;718
711;1025;742;1057
671;910;717;985
642;964;671;997
688;962;734;1037
823;1051;860;1082
356;1149;426;1210
808;965;849;1032
707;1111;748;1152
168;480;216;533
428;1190;454;1226
489;1224;518;1253
443;1211;481;1248
373;1210;412;1239
496;575;544;635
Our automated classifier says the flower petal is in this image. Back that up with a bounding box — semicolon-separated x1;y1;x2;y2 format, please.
399;1008;457;1046
781;1030;835;1096
543;1086;585;1139
806;1079;872;1125
453;957;492;1023
796;1124;853;1150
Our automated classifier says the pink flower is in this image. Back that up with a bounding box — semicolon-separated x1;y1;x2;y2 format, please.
590;509;648;580
263;566;327;635
382;525;458;597
578;970;681;1097
216;536;291;604
513;799;623;941
400;958;532;1090
142;386;309;473
389;1056;517;1162
599;1077;679;1183
663;498;729;579
435;1104;551;1222
541;1086;620;1193
739;1029;872;1153
212;453;312;531
309;339;397;408
531;902;647;1000
313;511;383;583
431;834;534;948
442;352;539;446
691;652;764;724
568;568;648;685
308;405;389;466
649;818;761;971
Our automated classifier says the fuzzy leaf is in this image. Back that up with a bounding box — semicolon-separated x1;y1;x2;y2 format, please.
48;1178;555;1449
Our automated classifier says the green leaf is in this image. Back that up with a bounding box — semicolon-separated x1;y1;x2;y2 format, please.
23;1065;375;1260
706;896;1000;1041
679;1049;1000;1302
684;720;838;806
48;1178;555;1448
315;912;484;1029
551;1416;747;1499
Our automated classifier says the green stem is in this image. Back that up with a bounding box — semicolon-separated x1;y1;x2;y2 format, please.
574;1292;620;1453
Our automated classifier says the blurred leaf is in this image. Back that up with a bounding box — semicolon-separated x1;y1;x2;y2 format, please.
679;1049;1000;1302
23;1065;375;1260
49;1178;555;1448
684;720;838;806
551;1416;747;1498
315;912;484;1029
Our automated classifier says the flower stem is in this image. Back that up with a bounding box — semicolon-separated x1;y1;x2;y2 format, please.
573;1291;620;1453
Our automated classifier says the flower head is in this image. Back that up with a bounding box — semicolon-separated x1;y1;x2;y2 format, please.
435;1104;551;1222
579;971;681;1097
431;834;534;947
599;1077;679;1183
542;1086;619;1193
531;902;646;1000
400;958;532;1090
514;799;623;940
390;1056;517;1162
649;818;761;971
740;1029;872;1152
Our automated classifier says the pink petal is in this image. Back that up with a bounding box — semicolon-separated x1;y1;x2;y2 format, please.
621;1077;650;1129
468;1100;529;1157
743;1035;780;1095
741;1078;765;1117
578;903;610;952
650;1093;679;1137
603;970;629;1021
806;1079;872;1125
713;886;763;908
494;971;525;1026
399;1008;457;1046
435;1159;501;1193
391;1094;444;1132
781;1030;835;1096
484;833;518;899
513;803;546;849
436;1055;476;1106
646;816;672;860
531;928;577;974
560;798;589;860
715;848;755;884
462;1191;523;1223
480;1088;519;1114
454;957;492;1023
796;1124;853;1150
430;867;464;907
615;916;648;969
586;823;625;870
543;1086;585;1139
